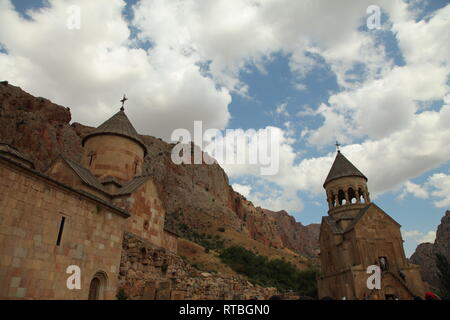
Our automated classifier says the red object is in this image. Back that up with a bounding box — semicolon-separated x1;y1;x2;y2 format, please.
425;292;440;300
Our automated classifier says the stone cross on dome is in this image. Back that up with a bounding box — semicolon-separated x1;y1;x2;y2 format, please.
120;94;128;111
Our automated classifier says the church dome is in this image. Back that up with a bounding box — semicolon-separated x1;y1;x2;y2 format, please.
82;110;147;156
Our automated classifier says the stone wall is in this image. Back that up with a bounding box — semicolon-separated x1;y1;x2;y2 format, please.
118;232;278;300
112;179;177;253
0;158;127;299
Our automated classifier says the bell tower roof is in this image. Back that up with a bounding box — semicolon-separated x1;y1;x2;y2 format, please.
82;109;147;156
323;151;367;187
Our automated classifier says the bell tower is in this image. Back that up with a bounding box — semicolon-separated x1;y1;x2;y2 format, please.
323;150;370;221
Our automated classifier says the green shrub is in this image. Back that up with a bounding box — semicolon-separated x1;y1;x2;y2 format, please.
178;223;225;251
116;288;128;300
219;246;318;298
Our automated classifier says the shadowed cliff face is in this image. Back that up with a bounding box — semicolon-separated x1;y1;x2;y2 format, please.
0;82;319;259
410;211;450;288
263;209;320;258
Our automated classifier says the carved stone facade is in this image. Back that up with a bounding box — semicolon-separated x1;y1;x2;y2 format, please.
318;151;426;300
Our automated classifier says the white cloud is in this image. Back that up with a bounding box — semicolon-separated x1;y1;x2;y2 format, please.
398;170;450;208
308;64;448;145
275;103;289;117
426;172;450;208
0;0;231;139
392;4;450;66
399;180;429;200
232;180;303;213
232;183;251;198
402;230;436;244
418;231;436;244
300;4;450;197
0;0;411;141
402;230;422;238
130;0;422;97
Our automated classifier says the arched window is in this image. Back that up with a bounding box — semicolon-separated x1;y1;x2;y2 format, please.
348;187;357;204
358;187;365;203
338;189;346;205
88;272;107;300
329;191;337;208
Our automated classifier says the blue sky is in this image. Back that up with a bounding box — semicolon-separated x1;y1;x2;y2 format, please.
1;0;449;256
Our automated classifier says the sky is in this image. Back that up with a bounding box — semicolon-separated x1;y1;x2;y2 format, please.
0;0;449;256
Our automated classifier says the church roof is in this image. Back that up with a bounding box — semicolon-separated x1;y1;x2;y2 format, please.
322;203;400;235
0;142;34;168
63;157;109;194
323;151;367;187
114;175;151;196
82;110;147;155
60;156;152;197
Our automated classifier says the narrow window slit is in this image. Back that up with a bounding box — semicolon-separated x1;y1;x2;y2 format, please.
57;216;66;246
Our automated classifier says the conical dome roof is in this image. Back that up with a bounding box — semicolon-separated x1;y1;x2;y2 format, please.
323;151;367;187
82;110;147;155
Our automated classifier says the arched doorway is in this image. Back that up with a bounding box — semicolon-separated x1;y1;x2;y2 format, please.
88;272;107;300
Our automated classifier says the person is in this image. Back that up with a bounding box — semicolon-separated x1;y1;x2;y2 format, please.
379;257;388;271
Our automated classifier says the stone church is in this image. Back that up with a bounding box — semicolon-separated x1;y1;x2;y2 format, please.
317;151;426;300
0;106;178;299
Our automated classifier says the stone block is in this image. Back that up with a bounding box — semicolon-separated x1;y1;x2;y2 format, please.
155;288;171;300
10;277;21;288
141;281;156;300
170;290;185;300
158;280;171;290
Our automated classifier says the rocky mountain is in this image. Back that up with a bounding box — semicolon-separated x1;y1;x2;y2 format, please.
264;209;320;258
410;210;450;288
0;81;320;265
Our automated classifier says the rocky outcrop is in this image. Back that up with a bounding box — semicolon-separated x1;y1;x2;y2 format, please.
264;209;320;257
410;210;450;288
0;82;82;171
0;82;319;260
434;210;450;261
119;232;279;300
